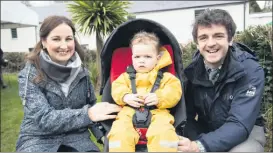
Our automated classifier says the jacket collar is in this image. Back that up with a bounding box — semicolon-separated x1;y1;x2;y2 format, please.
39;51;82;83
135;46;173;86
184;43;253;87
154;46;173;71
26;62;89;98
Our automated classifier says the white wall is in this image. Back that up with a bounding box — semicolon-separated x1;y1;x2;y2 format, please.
34;23;97;51
74;25;97;51
1;27;37;52
1;23;97;52
248;12;272;26
135;3;247;45
1;2;250;52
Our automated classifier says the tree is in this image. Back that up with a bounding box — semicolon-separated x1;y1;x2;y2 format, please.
67;0;131;89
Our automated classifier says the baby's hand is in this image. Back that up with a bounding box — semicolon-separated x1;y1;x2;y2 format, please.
123;94;144;108
143;93;159;106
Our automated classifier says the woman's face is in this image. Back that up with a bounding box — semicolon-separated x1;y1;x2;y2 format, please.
42;23;75;65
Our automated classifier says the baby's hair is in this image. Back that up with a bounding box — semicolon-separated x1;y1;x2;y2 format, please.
130;31;161;54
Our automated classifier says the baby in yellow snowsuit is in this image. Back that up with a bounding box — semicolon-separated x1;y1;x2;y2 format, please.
108;31;182;152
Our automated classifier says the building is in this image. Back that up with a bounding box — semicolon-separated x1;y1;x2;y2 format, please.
2;1;267;53
128;1;251;45
248;12;272;26
0;1;39;52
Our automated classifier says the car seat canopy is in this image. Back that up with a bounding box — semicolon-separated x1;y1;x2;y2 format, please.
100;19;184;92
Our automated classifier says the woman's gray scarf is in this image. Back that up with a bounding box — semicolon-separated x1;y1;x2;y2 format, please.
39;51;82;96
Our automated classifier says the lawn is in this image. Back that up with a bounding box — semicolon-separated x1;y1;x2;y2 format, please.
1;74;23;152
1;74;103;152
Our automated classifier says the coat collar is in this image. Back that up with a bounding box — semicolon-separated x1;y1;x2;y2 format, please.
135;46;173;86
26;62;89;98
184;44;248;87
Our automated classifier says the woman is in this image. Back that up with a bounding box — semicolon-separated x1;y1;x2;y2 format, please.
16;15;121;152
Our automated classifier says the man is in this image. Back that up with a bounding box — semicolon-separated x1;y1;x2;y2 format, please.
178;9;266;152
0;48;8;89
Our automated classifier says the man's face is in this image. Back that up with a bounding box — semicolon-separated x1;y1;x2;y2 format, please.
196;24;233;68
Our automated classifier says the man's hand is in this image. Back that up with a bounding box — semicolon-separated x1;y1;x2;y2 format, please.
143;93;159;106
123;94;144;108
178;136;200;152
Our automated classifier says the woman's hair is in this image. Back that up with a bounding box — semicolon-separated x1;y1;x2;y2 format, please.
130;31;161;54
27;15;85;83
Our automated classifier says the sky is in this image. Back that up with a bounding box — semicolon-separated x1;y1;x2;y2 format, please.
28;1;55;7
28;1;268;8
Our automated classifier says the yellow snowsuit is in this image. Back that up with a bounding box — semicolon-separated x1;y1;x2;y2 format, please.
108;47;182;152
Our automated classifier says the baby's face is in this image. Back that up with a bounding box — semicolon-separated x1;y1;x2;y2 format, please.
132;44;159;73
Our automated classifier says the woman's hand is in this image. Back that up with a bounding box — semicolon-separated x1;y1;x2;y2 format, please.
88;102;121;122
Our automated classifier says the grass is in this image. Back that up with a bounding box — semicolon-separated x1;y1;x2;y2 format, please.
1;74;23;152
0;73;102;152
264;103;272;152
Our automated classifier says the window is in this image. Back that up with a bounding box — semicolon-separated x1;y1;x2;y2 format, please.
11;28;18;39
28;48;34;52
195;9;205;18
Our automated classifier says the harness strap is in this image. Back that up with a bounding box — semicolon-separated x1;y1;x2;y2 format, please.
126;65;167;131
150;68;165;93
126;65;166;110
126;65;137;94
147;68;165;110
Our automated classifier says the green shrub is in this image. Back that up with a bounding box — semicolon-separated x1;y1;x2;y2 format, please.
264;103;272;151
2;52;27;73
88;60;99;91
2;50;97;73
81;49;99;91
180;42;197;68
82;49;97;67
234;25;273;106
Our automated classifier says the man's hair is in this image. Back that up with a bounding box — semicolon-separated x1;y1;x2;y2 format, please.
192;9;237;43
130;31;161;54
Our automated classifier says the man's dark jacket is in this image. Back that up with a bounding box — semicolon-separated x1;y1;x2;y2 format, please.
183;42;265;151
